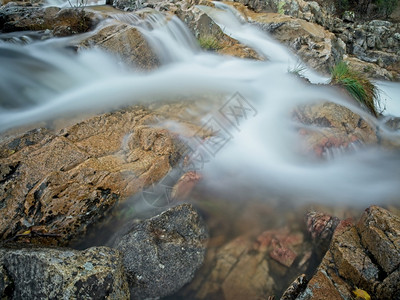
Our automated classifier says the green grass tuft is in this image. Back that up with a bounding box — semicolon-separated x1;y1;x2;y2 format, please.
198;35;223;51
330;61;379;117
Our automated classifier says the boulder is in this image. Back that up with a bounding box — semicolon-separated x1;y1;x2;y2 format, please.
0;105;199;246
0;6;98;36
223;3;345;73
296;206;400;299
111;203;208;299
344;56;395;81
172;0;262;60
78;21;160;69
0;246;129;299
293;102;378;158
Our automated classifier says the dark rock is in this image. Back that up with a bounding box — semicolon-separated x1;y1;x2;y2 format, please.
112;203;208;299
0;6;98;36
0;246;129;299
281;274;308;300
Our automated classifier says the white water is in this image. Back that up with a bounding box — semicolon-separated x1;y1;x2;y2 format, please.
1;5;400;206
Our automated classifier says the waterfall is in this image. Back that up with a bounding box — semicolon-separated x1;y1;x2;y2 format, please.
0;5;399;206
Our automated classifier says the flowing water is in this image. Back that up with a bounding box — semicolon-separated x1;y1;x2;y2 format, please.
1;3;400;297
1;4;399;205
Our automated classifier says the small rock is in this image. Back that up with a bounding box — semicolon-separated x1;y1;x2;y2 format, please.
281;274;308;300
306;211;339;257
112;203;208;299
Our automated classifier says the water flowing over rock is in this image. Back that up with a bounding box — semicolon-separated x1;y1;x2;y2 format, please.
0;105;201;246
0;246;129;299
78;21;160;69
293;102;378;158
296;206;400;299
111;203;208;299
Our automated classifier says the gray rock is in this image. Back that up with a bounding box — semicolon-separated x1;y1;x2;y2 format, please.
112;203;208;299
342;11;355;22
0;246;130;299
113;0;145;11
369;19;392;27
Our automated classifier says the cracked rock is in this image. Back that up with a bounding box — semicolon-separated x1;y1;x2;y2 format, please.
297;206;400;299
0;105;199;246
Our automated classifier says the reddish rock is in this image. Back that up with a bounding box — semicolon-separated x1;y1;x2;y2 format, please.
270;239;297;268
171;171;202;200
306;211;340;257
293;102;378;158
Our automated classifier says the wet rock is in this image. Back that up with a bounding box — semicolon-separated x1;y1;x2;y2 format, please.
0;246;129;299
357;206;400;274
0;105;196;246
294;102;378;158
0;6;98;36
297;206;400;299
111;203;208;299
281;274;308;300
306;211;339;257
177;225;312;299
78;21;160;69
224;3;345;73
173;0;262;60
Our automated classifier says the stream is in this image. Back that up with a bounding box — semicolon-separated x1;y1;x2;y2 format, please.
1;2;400;298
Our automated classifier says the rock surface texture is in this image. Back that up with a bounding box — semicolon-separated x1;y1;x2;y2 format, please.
0;6;98;36
0;105;200;246
112;203;208;299
78;21;160;69
296;206;400;299
0;246;129;299
293;102;378;158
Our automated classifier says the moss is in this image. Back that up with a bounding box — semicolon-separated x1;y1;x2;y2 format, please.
198;35;223;51
330;61;380;117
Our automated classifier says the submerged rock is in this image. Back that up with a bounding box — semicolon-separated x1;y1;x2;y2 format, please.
0;246;129;299
297;206;400;299
293;102;378;158
111;203;208;299
177;225;312;299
